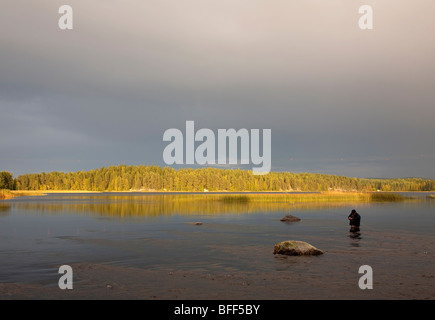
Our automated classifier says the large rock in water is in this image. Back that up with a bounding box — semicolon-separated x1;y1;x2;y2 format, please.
280;214;301;222
273;240;324;256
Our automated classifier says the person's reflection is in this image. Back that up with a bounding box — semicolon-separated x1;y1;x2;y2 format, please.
349;229;362;246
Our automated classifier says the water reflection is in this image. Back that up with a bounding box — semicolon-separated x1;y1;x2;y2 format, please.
349;229;362;247
11;194;362;218
2;193;434;293
0;203;11;216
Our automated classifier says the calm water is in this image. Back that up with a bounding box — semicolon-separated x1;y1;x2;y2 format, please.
1;192;434;297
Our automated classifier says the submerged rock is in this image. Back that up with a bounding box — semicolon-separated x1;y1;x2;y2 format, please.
187;222;203;225
273;240;324;256
280;214;301;222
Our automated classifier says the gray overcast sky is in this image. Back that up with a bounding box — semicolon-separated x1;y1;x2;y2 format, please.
1;0;435;178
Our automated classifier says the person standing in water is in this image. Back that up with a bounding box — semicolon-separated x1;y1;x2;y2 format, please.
348;209;361;232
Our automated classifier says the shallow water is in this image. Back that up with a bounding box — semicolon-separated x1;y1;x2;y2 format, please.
0;192;434;298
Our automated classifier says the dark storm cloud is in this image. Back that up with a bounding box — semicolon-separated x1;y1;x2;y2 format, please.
1;0;434;177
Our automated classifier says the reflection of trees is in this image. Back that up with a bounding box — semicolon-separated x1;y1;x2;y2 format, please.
0;203;11;215
13;194;368;218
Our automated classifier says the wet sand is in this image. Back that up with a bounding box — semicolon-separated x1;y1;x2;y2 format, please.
1;232;434;300
0;262;433;300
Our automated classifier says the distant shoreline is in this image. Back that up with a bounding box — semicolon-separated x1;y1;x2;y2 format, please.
13;165;435;194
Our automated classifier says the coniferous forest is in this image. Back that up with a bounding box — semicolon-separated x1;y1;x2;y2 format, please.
2;165;434;192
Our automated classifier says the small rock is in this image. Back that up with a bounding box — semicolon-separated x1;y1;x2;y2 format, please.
187;222;203;225
106;283;113;289
280;214;301;222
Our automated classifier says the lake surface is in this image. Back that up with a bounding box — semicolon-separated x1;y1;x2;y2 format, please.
0;192;434;299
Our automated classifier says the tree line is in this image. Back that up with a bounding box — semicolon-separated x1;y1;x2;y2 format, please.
0;171;14;190
2;165;434;192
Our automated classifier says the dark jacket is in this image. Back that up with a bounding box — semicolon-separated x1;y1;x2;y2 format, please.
348;212;361;227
